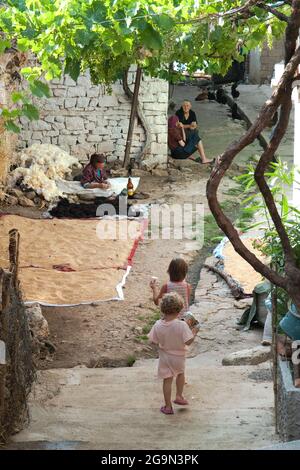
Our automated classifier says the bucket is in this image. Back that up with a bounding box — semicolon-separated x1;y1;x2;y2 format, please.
279;308;300;341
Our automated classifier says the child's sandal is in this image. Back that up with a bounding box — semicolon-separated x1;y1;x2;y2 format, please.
160;406;174;415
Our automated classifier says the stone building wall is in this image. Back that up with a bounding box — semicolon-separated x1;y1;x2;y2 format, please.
249;38;285;84
17;70;169;169
260;38;285;83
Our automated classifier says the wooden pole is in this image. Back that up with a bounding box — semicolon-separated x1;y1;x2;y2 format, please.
271;285;278;433
123;66;142;169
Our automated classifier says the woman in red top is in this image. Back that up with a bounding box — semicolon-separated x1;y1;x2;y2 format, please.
168;115;212;164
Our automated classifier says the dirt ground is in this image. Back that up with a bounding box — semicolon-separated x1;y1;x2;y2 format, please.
0;162;239;369
0;87;264;370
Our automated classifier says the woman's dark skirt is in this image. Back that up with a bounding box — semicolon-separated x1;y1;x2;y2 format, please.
170;129;201;160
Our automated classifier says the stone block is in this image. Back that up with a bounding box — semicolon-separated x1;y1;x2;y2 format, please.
77;97;90;108
157;133;167;144
31;120;52;131
155;115;168;125
77;75;91;87
44;116;55;123
150;142;168;155
97;142;114;152
64;76;76;86
53;88;67;98
98;95;119;107
52;122;65;130
31;131;43;140
65;117;85;130
64;98;77;108
89;98;99;107
93;127;109;136
46;130;60;137
222;346;271;366
86;134;103;142
278;358;300;441
85;122;96;131
157;93;168;103
67;86;87;98
87;87;100;98
58;135;77;146
43;101;59;111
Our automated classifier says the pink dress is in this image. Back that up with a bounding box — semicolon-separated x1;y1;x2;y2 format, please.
166;281;190;318
149;319;194;379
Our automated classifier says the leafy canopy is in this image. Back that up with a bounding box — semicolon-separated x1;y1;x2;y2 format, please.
0;0;289;130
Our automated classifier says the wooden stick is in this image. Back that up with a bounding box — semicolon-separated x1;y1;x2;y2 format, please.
123;67;142;168
203;263;251;299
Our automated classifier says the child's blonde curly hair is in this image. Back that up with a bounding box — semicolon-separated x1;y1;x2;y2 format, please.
160;292;184;316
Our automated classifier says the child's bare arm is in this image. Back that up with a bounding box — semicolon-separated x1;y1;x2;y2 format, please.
151;284;167;305
185;337;195;346
185;328;198;346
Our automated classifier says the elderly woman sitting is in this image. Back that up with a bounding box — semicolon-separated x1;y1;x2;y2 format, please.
81;153;111;189
168;115;212;164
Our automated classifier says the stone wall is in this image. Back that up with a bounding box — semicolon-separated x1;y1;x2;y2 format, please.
249;38;285;84
17;70;169;169
260;38;285;83
0;231;35;442
277;359;300;441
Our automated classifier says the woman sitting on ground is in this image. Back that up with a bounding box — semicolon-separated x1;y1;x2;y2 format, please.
168;115;212;164
81;153;111;189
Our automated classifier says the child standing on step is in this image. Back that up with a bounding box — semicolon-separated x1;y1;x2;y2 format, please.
148;292;197;415
150;258;192;319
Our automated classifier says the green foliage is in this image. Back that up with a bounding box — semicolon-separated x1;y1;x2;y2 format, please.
21;103;39;121
236;159;300;273
29;80;51;98
0;1;290;131
0;0;289;86
126;354;136;367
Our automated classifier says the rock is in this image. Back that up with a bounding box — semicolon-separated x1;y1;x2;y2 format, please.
8;188;23;198
4;194;18;206
34;196;42;206
222;346;271;366
134;326;143;335
78;193;97;201
151;169;169;177
26;303;50;341
18;195;36;207
131;169;149;177
140;161;155;172
24;190;36;200
109;159;123;170
234;299;253;309
166;176;177;183
110;169;129;177
168;168;181;177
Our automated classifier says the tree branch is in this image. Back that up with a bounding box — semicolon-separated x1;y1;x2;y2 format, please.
206;45;300;291
254;96;295;265
257;2;289;22
122;69;152;162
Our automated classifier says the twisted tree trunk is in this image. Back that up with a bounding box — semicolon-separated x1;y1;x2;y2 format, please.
122;68;152;165
206;0;300;310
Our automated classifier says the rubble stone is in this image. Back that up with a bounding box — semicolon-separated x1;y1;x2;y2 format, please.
222;346;272;366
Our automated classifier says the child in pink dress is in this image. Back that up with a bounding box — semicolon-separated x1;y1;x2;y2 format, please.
148;292;197;415
150;257;192;318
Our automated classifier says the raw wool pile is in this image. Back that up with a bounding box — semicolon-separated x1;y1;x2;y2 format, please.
8;144;80;202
